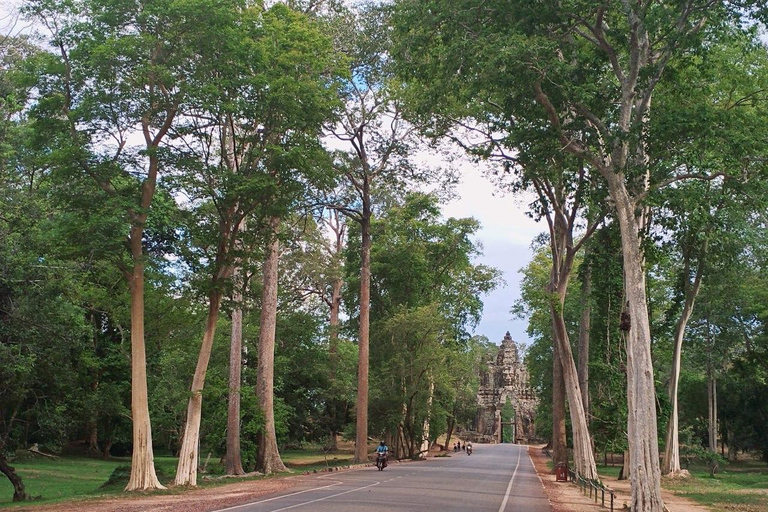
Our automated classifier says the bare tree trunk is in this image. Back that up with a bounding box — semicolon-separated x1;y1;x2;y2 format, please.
610;185;664;512
551;302;598;481
620;449;630;481
354;210;372;464
256;217;287;474
125;240;165;491
174;290;224;486
552;342;568;467
327;277;343;452
225;265;246;476
708;372;718;453
577;257;592;425
663;243;706;476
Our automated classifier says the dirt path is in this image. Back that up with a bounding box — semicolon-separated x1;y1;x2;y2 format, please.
528;445;711;512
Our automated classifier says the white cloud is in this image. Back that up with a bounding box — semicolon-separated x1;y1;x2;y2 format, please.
438;160;543;346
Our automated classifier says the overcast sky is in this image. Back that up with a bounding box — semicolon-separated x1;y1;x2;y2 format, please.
439;162;543;349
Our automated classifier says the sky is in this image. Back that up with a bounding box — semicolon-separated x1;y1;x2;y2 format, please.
438;162;544;349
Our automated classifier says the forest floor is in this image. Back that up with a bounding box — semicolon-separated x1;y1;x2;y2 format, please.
528;445;713;512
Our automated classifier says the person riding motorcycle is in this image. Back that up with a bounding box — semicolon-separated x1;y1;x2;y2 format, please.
376;440;389;469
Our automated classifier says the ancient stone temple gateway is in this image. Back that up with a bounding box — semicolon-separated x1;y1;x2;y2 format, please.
473;332;537;443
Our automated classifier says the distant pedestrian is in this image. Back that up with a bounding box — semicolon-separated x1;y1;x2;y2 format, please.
462;442;465;451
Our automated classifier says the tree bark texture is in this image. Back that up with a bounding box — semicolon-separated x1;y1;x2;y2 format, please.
354;211;372;464
552;343;568;467
662;244;705;475
225;265;246;476
551;301;598;481
577;256;592;425
174;290;224;486
609;184;664;512
708;372;718;453
256;217;287;474
125;242;165;491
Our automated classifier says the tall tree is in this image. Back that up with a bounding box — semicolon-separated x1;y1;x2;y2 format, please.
171;3;344;483
328;4;422;464
392;3;761;509
27;0;228;489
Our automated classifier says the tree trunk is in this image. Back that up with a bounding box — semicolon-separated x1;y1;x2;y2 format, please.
444;416;455;450
552;343;568;469
609;182;664;512
327;277;343;452
663;243;706;476
354;210;372;464
256;217;287;474
619;449;630;481
225;265;246;476
551;301;598;481
0;451;28;502
421;375;435;455
577;256;592;426
125;242;165;491
174;290;224;486
708;372;717;453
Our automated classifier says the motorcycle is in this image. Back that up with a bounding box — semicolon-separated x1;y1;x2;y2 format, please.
376;452;387;471
466;445;473;456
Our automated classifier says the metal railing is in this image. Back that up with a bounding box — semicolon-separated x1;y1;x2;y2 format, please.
568;468;616;512
543;449;616;512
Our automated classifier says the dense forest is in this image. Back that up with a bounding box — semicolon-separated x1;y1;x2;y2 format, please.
2;1;768;512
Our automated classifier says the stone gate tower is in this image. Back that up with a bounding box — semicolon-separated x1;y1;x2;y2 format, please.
474;332;537;443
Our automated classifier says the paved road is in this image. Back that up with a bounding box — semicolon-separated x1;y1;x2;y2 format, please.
214;444;551;512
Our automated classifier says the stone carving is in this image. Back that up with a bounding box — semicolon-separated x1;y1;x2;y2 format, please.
473;332;537;444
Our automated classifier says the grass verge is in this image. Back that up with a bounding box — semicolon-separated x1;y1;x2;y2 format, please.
662;461;768;512
0;448;356;508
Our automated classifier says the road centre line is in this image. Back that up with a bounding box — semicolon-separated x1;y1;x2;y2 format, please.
497;446;523;512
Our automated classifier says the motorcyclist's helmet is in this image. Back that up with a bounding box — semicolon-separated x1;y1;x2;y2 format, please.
380;440;385;446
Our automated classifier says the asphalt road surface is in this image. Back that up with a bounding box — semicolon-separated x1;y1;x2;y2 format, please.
213;444;551;512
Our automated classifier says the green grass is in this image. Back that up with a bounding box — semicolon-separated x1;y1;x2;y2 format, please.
0;455;127;507
662;462;768;512
0;448;358;508
595;459;768;512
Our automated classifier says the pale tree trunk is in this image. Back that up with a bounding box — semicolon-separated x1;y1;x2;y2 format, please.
551;300;598;481
125;228;165;491
174;290;224;486
552;344;568;467
421;375;435;454
663;243;706;475
354;206;372;464
708;371;718;454
609;183;664;512
256;217;287;474
326;211;345;451
578;256;592;425
535;178;599;481
225;264;246;476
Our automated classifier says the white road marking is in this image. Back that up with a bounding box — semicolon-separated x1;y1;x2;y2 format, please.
266;481;381;512
497;446;523;512
211;482;344;512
